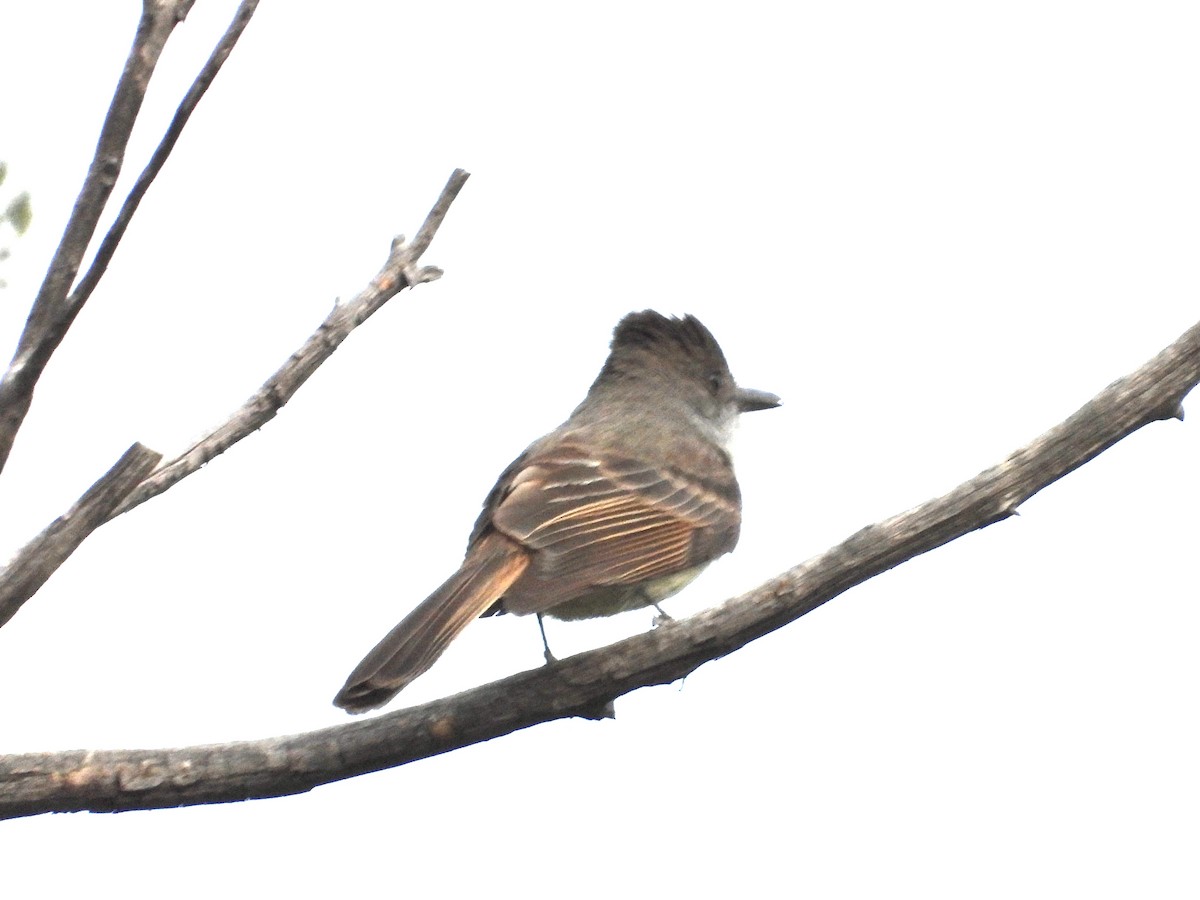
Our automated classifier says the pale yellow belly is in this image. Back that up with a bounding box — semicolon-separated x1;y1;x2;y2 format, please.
544;563;710;621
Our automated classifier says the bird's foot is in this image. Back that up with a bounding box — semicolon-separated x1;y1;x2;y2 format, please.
537;614;557;664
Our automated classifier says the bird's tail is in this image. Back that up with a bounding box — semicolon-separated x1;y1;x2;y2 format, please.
333;533;529;713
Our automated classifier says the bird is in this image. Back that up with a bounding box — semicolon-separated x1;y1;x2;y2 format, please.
333;310;779;712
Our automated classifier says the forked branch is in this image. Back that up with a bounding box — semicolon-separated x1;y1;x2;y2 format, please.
0;169;469;631
0;444;162;629
0;1;258;474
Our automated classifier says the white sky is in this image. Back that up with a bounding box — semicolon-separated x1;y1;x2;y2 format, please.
2;2;1199;896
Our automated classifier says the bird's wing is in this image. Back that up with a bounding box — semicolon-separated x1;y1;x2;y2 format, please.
489;443;740;609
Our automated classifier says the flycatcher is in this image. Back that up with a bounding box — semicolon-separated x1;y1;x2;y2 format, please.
334;310;779;713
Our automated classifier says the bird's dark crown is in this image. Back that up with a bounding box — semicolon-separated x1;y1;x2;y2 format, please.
601;310;729;381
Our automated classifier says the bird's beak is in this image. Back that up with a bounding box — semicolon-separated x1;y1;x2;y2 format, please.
736;387;782;413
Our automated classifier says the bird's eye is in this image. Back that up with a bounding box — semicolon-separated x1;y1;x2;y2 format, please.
707;373;722;394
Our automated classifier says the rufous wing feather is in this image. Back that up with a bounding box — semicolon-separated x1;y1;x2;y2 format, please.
491;444;741;615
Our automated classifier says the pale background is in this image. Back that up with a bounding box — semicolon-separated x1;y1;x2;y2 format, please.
1;2;1198;896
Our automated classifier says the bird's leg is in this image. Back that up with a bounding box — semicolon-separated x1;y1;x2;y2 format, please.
652;602;673;627
537;613;556;664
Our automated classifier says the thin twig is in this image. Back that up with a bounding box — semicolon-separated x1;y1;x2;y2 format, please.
109;169;470;520
2;315;1197;818
406;168;470;262
67;0;261;310
0;444;162;630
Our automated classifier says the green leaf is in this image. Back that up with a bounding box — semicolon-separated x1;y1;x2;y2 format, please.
5;192;31;235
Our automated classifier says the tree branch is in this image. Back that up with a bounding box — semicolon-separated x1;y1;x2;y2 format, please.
67;0;260;312
3;316;1196;819
0;3;187;471
108;167;470;520
0;443;162;630
0;169;467;636
0;0;255;476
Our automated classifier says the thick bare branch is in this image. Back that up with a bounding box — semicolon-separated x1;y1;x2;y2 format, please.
0;443;162;630
0;3;195;474
3;316;1197;819
108;168;470;520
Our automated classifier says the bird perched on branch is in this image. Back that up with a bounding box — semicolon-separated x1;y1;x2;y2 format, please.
334;310;779;713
